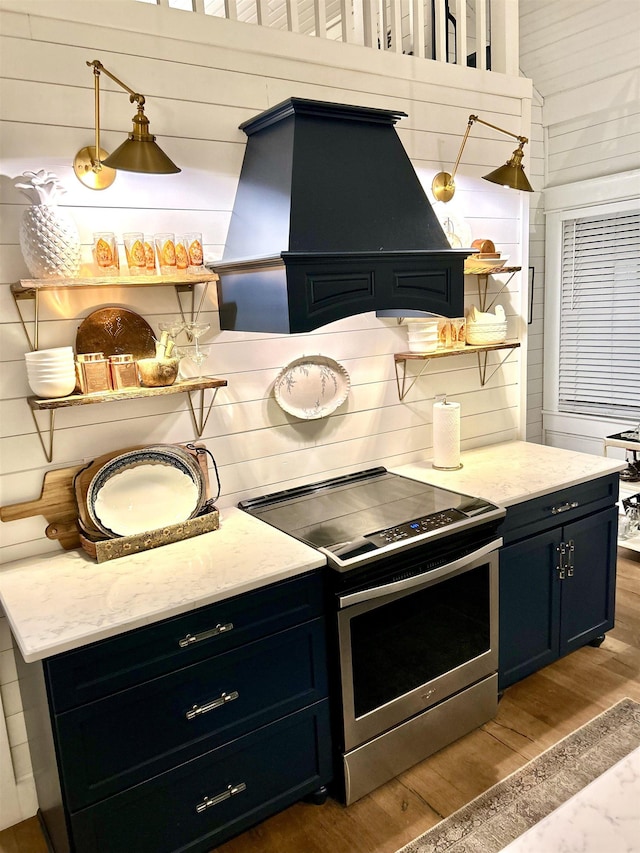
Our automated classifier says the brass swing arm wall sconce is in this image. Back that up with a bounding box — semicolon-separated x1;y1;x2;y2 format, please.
74;59;180;190
432;114;533;203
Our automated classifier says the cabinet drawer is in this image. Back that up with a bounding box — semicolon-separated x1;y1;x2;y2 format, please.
46;571;324;713
70;700;332;853
56;618;328;810
501;475;619;545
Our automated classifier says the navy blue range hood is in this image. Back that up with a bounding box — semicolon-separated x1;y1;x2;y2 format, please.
214;98;470;333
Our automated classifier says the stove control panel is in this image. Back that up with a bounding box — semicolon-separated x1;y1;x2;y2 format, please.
369;508;468;545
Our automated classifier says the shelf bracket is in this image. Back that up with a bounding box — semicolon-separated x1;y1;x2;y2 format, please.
477;271;518;312
29;405;56;463
12;288;39;351
175;281;209;325
476;346;518;386
394;358;433;401
186;384;221;437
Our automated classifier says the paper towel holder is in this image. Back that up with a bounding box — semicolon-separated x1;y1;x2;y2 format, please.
432;394;463;471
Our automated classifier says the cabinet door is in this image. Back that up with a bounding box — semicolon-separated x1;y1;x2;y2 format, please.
559;506;617;655
499;529;561;690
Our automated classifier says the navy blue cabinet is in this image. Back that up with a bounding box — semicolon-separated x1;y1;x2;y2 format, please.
21;571;332;853
499;476;618;690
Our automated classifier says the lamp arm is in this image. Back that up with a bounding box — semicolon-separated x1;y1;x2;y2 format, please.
87;60;147;172
448;116;475;185
470;114;528;146
87;60;145;106
448;114;528;186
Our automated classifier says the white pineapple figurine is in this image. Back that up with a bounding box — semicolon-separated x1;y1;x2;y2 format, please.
16;170;81;279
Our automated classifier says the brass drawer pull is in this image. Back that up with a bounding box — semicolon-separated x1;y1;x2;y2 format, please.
551;501;579;515
186;690;239;720
196;782;247;813
178;622;234;648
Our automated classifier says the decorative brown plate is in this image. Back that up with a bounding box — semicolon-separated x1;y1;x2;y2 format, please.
76;307;156;358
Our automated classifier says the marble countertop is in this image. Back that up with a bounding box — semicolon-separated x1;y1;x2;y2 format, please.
501;746;640;852
0;441;626;664
392;440;626;506
0;507;324;663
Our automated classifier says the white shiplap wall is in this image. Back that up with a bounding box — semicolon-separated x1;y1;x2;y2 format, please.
0;0;532;824
519;0;640;452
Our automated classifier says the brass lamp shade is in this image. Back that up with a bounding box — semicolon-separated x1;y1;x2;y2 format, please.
101;106;180;174
482;144;533;193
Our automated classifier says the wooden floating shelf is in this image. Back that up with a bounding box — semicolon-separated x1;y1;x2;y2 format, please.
463;265;521;276
28;377;227;411
27;378;228;462
12;273;217;351
394;342;520;361
394;342;521;400
12;272;219;294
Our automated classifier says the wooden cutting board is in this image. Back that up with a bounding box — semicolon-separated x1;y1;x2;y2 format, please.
0;465;84;549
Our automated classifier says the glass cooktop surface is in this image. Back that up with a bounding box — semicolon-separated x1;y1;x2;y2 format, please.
239;468;501;556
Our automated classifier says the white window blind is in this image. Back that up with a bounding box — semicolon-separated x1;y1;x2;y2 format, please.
558;211;640;419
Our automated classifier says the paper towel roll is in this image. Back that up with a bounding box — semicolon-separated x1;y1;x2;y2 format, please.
432;400;461;469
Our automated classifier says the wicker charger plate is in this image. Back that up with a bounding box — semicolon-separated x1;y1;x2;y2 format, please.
76;307;156;358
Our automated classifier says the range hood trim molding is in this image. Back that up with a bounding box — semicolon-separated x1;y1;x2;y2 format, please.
214;247;472;274
239;97;409;136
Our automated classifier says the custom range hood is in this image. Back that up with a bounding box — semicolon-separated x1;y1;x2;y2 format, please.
215;98;470;333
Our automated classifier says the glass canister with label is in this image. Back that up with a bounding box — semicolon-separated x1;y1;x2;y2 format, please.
76;352;112;393
108;354;140;389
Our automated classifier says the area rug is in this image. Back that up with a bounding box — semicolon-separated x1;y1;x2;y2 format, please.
397;697;640;853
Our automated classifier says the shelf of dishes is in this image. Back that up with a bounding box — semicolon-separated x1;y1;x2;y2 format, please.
11;273;218;351
27;377;227;463
394;342;521;401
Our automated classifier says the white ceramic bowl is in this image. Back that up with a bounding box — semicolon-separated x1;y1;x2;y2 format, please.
27;376;77;398
26;359;75;370
406;320;439;330
27;367;76;379
407;334;439;343
408;341;438;353
25;357;75;368
26;360;75;371
25;347;74;361
464;255;510;271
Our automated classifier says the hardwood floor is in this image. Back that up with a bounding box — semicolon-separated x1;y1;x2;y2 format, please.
2;547;638;853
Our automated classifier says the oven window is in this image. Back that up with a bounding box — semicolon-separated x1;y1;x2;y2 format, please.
350;565;490;718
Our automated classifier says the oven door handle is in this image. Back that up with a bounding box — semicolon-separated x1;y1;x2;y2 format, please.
338;538;502;608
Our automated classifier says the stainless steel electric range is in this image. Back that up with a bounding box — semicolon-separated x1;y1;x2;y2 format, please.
239;467;506;804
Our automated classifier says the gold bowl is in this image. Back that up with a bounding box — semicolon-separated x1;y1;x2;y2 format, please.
137;357;180;387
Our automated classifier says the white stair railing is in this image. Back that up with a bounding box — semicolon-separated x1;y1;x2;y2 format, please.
136;0;518;74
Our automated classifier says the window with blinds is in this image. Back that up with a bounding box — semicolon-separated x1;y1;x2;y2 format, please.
559;211;640;419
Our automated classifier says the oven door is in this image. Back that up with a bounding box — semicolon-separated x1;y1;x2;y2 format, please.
337;540;500;752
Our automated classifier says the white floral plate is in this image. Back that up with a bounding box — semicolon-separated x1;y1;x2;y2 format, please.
274;355;351;420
